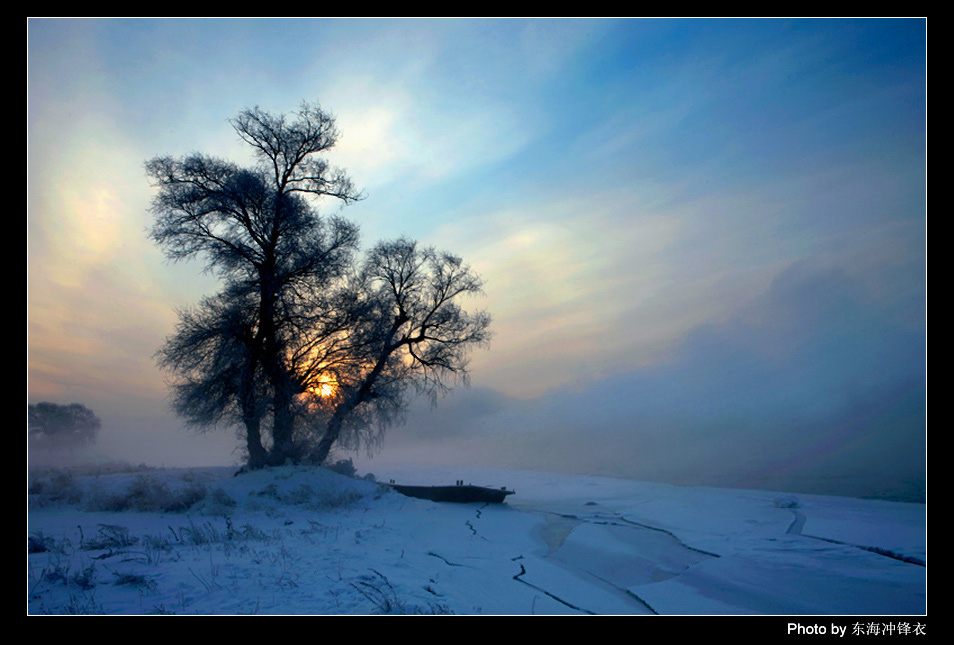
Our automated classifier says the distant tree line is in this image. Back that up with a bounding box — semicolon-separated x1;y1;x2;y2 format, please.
28;402;101;448
146;101;491;469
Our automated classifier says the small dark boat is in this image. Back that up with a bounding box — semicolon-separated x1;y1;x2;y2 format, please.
388;482;515;504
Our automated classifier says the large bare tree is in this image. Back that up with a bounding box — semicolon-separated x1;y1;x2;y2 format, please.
147;102;362;467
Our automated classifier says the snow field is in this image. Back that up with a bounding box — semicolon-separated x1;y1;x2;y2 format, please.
28;464;926;615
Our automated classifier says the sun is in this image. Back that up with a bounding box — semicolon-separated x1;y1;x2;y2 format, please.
309;376;337;399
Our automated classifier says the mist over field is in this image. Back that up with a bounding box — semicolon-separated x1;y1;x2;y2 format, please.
366;256;925;502
52;250;925;502
28;18;926;504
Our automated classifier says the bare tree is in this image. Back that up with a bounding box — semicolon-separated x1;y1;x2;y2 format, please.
148;102;491;469
147;102;362;467
305;238;492;465
28;402;101;448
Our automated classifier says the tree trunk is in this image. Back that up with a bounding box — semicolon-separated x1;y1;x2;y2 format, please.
268;377;297;464
310;402;351;466
238;319;268;469
256;266;299;465
244;417;268;469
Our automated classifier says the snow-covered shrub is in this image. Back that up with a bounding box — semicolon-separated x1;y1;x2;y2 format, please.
326;458;357;478
112;571;157;593
70;564;97;590
189;486;238;516
28;531;69;555
84;475;207;513
80;524;139;551
251;480;364;510
28;469;82;507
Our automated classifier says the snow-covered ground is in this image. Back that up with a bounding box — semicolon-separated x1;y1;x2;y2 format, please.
27;463;926;616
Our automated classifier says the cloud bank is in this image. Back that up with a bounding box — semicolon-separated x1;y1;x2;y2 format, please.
372;255;925;502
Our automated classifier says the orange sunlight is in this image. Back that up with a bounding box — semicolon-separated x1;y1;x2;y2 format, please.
309;376;337;399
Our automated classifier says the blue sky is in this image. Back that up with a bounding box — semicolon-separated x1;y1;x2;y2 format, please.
27;18;926;498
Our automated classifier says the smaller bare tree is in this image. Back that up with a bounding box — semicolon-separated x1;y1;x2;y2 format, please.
305;237;492;465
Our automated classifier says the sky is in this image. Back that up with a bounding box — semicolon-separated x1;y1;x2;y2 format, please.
27;18;927;500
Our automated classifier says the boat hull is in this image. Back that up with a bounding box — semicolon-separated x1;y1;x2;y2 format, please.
389;483;514;504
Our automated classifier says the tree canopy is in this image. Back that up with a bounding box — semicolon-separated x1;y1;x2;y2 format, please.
147;101;491;469
28;402;101;448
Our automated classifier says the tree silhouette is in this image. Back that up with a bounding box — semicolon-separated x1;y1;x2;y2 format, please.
306;237;492;465
28;402;101;448
148;102;491;468
147;102;362;466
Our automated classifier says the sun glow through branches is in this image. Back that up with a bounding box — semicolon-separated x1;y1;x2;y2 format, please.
309;376;337;399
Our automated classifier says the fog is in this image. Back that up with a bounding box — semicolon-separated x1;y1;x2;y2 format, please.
356;257;926;503
28;234;925;505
